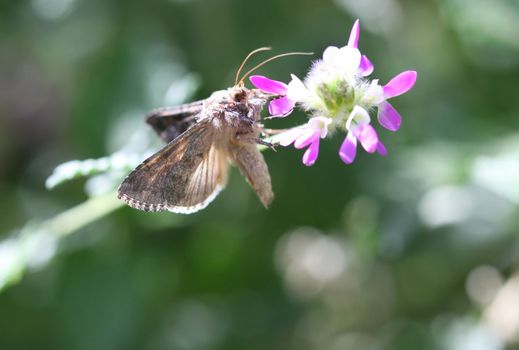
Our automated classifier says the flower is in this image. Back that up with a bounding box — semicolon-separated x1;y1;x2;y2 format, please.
249;75;295;117
377;71;418;132
252;19;417;166
339;106;387;164
338;70;416;163
274;117;332;166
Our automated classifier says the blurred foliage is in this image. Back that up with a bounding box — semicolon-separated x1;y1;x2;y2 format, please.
1;0;519;349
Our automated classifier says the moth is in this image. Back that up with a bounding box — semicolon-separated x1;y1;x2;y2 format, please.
117;48;299;214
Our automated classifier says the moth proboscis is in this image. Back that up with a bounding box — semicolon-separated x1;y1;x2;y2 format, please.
117;48;312;214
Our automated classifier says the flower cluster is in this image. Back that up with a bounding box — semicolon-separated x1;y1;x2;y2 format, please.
250;19;417;166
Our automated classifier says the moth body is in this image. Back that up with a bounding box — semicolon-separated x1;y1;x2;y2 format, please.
118;86;274;214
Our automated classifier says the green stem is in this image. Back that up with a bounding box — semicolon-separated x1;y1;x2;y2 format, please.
40;192;124;238
0;192;124;292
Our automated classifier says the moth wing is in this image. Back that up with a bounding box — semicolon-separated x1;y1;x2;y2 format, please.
118;119;229;213
146;100;205;143
177;143;229;213
231;143;273;208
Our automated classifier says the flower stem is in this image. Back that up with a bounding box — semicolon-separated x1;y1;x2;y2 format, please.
40;191;123;238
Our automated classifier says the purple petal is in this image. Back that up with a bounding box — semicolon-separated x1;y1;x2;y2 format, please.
359;55;374;76
269;96;295;117
294;129;319;149
383;71;417;99
378;101;402;131
302;139;320;166
249;75;287;95
339;131;357;164
377;141;388;156
356;124;379;153
347;19;360;48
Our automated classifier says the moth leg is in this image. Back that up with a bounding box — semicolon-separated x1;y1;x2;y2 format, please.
256;139;277;151
234;133;276;151
230;144;274;208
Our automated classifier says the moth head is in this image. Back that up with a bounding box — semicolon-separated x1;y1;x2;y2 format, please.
230;86;248;104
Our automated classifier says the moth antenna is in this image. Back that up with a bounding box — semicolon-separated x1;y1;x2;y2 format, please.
235;47;272;86
238;51;314;86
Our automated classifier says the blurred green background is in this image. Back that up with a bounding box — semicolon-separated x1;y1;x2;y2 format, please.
1;0;519;349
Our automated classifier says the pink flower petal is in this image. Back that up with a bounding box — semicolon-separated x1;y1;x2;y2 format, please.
268;96;295;117
359;55;374;76
276;127;304;147
302;139;320;166
356;124;379;153
339;131;357;164
294;129;319;149
347;19;360;49
249;75;287;95
378;101;402;131
383;70;417;99
377;141;388;156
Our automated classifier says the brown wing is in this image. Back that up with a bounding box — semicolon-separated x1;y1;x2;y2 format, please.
146;100;204;143
230;143;273;208
118;119;229;213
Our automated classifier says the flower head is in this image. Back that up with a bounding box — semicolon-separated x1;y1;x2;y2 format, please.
253;19;416;165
